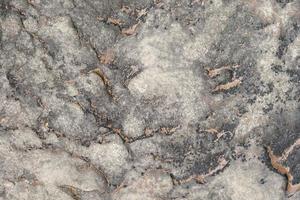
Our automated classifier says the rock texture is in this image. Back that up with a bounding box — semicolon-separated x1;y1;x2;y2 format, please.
0;0;299;199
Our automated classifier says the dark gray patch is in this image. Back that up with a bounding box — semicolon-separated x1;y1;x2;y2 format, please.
205;6;269;99
262;109;300;157
170;0;206;33
44;38;61;60
159;130;233;180
275;0;294;8
70;3;118;54
276;19;299;59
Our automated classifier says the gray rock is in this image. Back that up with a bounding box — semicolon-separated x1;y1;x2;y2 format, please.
0;0;299;199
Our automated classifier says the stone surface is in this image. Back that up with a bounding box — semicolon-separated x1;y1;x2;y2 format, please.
0;0;299;199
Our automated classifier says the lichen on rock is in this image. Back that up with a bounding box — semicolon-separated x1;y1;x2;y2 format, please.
0;0;299;199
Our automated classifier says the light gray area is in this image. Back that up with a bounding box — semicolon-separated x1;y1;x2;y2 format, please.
0;0;299;199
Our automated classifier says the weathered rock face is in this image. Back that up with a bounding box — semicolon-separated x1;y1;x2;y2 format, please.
0;0;299;199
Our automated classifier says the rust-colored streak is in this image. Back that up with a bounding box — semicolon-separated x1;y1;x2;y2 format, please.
122;23;139;36
267;143;300;195
213;79;242;92
107;17;123;26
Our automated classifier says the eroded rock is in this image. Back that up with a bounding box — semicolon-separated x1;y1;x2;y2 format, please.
0;0;299;199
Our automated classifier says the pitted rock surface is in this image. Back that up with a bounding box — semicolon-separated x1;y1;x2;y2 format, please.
0;0;299;199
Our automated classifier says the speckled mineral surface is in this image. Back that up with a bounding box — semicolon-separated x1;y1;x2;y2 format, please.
0;0;299;199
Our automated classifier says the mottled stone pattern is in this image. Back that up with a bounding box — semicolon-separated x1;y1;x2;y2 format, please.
0;0;299;199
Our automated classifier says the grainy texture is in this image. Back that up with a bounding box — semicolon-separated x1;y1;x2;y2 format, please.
0;0;299;199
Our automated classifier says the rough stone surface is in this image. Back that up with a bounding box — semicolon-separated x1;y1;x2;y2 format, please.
0;0;299;199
